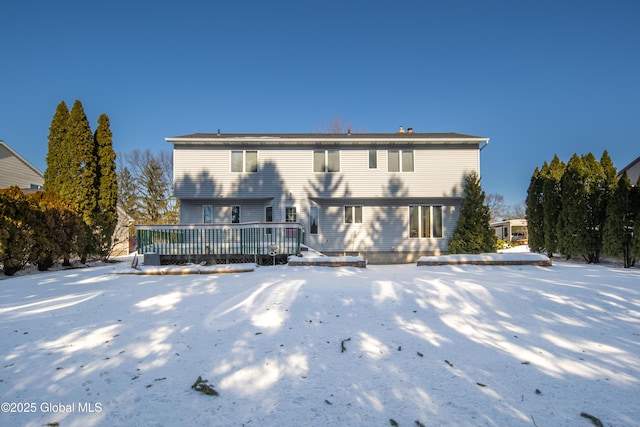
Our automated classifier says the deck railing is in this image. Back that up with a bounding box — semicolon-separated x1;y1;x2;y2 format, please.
136;222;304;257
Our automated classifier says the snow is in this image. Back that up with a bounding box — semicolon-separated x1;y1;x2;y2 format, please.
1;255;639;426
418;251;551;266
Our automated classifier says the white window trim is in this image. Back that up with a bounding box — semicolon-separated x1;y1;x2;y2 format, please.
344;205;363;224
368;149;378;170
408;205;443;239
313;149;340;173
230;150;259;173
388;149;414;173
284;205;299;222
309;206;319;235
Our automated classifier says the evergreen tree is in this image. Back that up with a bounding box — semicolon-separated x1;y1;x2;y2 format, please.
557;153;606;263
557;154;585;258
603;173;635;267
117;164;141;220
448;171;496;254
66;100;98;260
526;166;546;253
93;113;118;258
68;100;98;223
44;101;70;192
28;191;62;271
140;155;169;224
541;156;565;255
631;175;640;263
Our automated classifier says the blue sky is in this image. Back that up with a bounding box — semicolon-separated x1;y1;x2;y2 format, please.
2;1;639;206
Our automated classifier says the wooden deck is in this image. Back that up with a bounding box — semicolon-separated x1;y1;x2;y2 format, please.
136;222;304;265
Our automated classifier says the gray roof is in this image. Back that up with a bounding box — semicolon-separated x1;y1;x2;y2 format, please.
166;132;489;146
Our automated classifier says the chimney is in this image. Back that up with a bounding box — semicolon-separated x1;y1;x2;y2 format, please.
398;126;405;133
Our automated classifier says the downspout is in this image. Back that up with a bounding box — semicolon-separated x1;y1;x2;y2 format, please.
478;138;489;175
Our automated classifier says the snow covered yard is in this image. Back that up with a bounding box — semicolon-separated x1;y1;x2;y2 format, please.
1;259;639;427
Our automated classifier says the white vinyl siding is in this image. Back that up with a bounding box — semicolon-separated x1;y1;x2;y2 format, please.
174;145;478;201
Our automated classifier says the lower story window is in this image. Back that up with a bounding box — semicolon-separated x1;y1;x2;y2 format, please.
409;205;443;238
203;205;213;223
345;205;363;224
265;206;273;234
231;206;240;223
310;206;319;234
286;206;297;222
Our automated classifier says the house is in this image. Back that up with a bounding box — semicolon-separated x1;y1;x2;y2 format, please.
166;129;489;264
491;219;528;245
618;154;640;185
0;140;44;191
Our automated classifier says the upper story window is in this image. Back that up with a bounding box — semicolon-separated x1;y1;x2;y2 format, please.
231;150;258;172
368;149;378;169
313;150;340;173
388;150;414;172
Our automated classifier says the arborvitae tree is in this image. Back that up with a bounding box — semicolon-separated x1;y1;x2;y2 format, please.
557;153;606;263
44;101;70;192
557;154;585;258
93;113;118;258
631;175;640;263
68;101;98;223
66;100;99;260
526;166;546;253
448;171;496;254
603;173;635;267
583;153;608;263
541;155;565;255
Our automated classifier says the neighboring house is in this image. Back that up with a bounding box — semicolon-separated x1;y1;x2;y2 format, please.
491;219;528;245
618;155;640;185
0;140;44;191
167;129;489;263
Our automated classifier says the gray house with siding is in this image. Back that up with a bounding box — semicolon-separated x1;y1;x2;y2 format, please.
167;130;489;263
